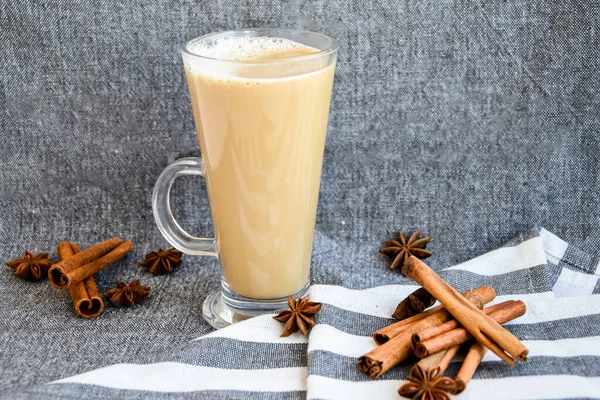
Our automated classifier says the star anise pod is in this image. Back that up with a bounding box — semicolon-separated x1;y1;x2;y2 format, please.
139;248;183;274
380;230;432;270
6;251;53;281
398;364;457;400
103;280;151;307
273;296;322;337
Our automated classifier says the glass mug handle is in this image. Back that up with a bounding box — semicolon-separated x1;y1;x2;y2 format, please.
152;157;218;256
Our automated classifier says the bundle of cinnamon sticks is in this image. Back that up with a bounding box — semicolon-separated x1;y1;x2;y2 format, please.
358;256;528;397
50;238;133;318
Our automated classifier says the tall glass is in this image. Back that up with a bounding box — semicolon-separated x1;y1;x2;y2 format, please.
152;29;337;328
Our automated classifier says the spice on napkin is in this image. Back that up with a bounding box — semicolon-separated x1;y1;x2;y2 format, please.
273;296;322;337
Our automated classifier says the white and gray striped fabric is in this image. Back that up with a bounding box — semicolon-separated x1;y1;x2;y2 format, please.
13;228;600;400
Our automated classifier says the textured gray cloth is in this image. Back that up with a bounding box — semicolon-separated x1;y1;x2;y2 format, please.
9;228;600;399
0;0;598;396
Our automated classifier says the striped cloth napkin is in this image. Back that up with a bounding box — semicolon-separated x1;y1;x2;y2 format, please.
18;228;600;399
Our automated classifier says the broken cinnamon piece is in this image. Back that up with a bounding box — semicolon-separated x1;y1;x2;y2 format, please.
402;256;529;366
451;341;488;394
417;345;461;376
392;287;436;320
50;239;133;290
57;242;104;318
373;286;495;345
413;300;527;358
358;287;495;379
415;350;448;372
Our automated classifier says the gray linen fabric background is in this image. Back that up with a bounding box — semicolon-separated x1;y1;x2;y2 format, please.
0;0;598;396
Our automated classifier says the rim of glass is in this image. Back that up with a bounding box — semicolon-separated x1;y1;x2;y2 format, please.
181;28;338;65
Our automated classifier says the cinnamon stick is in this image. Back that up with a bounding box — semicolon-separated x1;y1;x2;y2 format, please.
57;242;104;318
392;287;436;320
416;345;461;375
411;301;515;346
415;349;447;372
374;305;443;345
50;239;133;290
50;238;121;289
402;256;529;366
414;300;527;359
358;287;495;379
373;286;495;345
451;341;488;394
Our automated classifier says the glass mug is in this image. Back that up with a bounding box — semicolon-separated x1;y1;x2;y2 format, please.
152;29;337;328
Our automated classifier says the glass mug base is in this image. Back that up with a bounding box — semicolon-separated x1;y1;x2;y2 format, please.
202;280;310;329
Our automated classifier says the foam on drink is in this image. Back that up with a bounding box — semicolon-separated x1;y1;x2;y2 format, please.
187;36;316;61
183;36;324;80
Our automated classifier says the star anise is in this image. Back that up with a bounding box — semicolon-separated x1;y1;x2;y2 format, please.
103;280;151;307
273;296;322;337
380;230;432;270
139;248;183;274
6;251;53;281
398;365;457;400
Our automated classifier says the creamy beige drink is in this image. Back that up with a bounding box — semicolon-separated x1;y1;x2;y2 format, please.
183;37;335;299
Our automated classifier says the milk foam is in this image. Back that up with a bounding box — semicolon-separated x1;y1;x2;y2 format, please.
187;36;313;61
183;36;329;82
